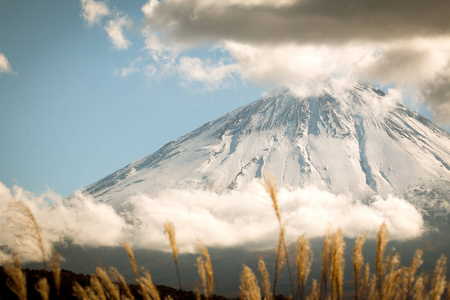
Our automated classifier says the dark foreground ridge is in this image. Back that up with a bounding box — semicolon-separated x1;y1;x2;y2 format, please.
0;267;249;300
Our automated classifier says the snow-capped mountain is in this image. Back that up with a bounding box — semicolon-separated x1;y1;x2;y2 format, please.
82;82;450;212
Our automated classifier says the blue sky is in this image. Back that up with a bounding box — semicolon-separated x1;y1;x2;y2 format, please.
1;0;449;197
0;0;262;196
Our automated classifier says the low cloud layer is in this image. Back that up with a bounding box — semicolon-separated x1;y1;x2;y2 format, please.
0;181;424;263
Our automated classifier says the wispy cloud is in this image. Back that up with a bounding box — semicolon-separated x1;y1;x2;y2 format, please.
0;181;424;263
80;0;110;26
113;57;142;77
178;57;239;90
105;14;132;50
0;52;12;75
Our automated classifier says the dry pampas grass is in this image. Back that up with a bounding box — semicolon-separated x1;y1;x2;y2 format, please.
263;174;295;297
7;201;48;268
353;234;366;300
4;255;27;300
164;220;181;289
258;258;272;300
296;234;313;300
240;264;261;300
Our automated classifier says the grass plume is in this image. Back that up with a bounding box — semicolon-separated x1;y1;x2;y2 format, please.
353;234;366;300
7;201;48;268
263;173;295;297
164;220;181;289
296;234;313;300
431;254;447;300
320;228;331;298
110;266;134;299
198;239;220;296
330;228;345;300
240;265;261;300
35;277;49;300
376;222;389;293
4;255;27;300
96;267;121;300
258;258;272;300
51;251;61;296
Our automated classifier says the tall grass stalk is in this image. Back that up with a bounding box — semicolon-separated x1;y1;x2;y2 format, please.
124;241;151;300
164;220;181;289
362;263;370;300
7;201;48;269
96;267;121;300
353;234;366;300
258;258;272;300
240;264;261;300
320;229;331;299
405;249;423;299
376;222;389;294
296;234;313;300
198;240;219;296
263;174;295;297
110;267;134;299
35;278;49;300
329;228;345;300
273;225;286;295
141;267;161;300
51;251;61;296
431;254;447;300
4;255;27;300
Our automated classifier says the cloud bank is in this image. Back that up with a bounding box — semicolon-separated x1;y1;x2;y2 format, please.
0;181;424;263
139;0;450;125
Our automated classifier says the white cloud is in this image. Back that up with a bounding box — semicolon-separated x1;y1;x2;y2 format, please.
105;15;132;50
80;0;110;26
178;57;239;90
0;181;424;263
142;0;160;18
114;57;142;78
0;52;12;75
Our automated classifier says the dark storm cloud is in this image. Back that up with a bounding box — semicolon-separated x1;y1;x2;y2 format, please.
421;65;450;125
145;0;450;45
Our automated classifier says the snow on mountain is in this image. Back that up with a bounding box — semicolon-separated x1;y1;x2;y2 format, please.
82;82;450;213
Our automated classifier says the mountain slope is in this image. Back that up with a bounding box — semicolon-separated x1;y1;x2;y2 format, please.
82;83;450;211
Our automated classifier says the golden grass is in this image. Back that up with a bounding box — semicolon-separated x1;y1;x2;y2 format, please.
353;234;366;300
51;251;61;296
4;255;27;300
197;239;218;297
296;234;313;300
35;277;49;300
164;220;181;289
320;228;331;299
375;222;389;294
263;174;295;297
258;258;272;300
110;266;134;299
7;201;48;269
431;254;447;300
330;228;345;300
240;264;261;300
